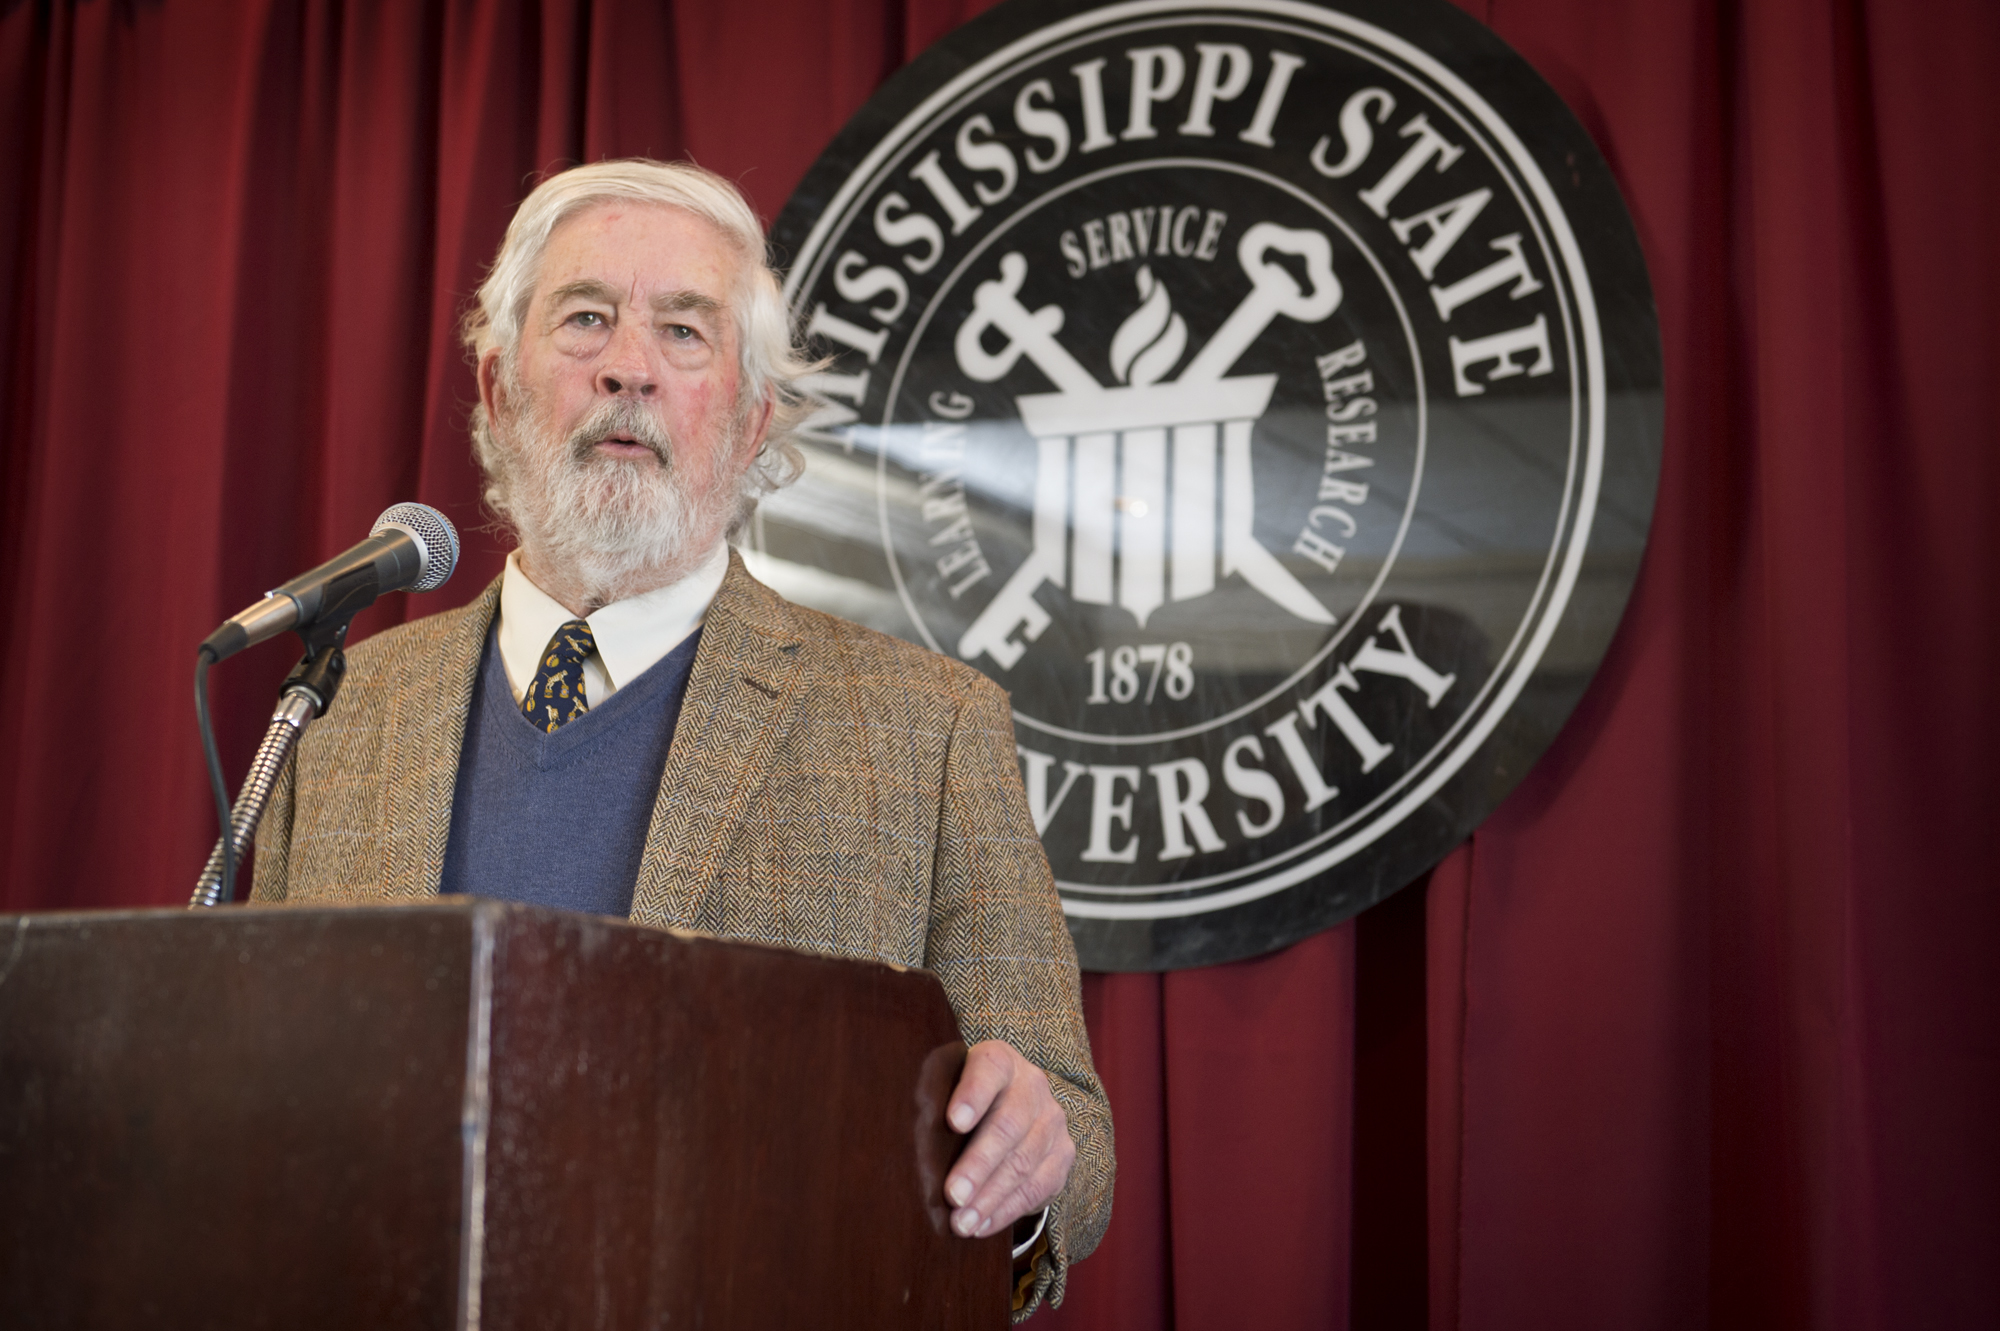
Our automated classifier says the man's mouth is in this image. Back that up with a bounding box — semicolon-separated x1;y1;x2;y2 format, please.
574;428;668;466
594;434;661;461
558;398;674;469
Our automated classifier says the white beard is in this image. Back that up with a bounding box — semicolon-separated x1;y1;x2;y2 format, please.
484;391;741;607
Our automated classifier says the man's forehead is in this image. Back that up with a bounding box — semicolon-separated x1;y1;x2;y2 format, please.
535;201;739;304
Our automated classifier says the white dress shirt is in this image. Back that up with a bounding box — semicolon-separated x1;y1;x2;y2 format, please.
495;544;729;708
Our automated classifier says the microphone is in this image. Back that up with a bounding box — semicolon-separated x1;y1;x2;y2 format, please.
200;503;460;663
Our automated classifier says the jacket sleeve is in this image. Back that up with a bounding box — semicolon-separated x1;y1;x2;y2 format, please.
922;670;1114;1321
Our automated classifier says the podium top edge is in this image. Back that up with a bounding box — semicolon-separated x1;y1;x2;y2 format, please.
3;899;551;927
0;899;920;977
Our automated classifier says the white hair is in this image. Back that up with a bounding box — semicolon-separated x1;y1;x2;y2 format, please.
463;158;816;507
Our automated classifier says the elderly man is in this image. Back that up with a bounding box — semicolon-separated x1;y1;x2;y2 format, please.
251;159;1111;1317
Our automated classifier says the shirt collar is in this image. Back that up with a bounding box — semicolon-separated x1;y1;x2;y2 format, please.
497;544;728;703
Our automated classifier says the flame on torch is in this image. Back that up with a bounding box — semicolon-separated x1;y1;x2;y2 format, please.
1109;266;1188;386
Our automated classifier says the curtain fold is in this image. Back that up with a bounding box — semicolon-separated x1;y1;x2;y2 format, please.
1;1;1992;1327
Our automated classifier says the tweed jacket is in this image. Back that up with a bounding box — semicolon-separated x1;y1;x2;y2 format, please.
251;551;1112;1316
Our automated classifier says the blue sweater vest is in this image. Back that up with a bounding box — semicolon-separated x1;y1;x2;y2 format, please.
439;624;702;916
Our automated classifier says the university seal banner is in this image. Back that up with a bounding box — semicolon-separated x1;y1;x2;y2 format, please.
761;0;1662;970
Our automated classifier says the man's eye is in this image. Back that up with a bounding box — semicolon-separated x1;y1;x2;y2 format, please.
667;324;697;341
568;311;605;328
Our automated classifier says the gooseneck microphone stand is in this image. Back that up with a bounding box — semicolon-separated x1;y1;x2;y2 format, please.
186;502;459;907
189;616;350;908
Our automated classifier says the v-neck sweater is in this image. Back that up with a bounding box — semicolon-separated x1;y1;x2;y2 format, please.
438;622;702;916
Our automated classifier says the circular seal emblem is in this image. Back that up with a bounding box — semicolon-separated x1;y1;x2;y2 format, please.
763;0;1661;970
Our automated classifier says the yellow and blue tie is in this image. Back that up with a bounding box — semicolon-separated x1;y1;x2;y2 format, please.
522;619;596;732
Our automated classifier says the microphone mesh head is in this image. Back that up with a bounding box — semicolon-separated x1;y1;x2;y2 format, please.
373;502;461;593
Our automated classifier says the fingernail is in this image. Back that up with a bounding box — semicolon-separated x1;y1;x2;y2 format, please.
954;1209;981;1237
947;1177;971;1206
950;1105;975;1131
976;1214;996;1237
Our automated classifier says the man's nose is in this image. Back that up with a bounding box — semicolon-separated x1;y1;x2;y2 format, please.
596;322;657;397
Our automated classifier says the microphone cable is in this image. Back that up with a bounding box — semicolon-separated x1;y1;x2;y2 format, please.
195;649;236;905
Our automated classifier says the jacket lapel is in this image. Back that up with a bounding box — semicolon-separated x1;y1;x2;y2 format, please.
380;579;498;900
629;551;805;930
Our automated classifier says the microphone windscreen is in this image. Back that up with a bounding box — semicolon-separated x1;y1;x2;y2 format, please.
373;502;460;593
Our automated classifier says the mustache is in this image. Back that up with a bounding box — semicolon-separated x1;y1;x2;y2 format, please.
564;399;673;467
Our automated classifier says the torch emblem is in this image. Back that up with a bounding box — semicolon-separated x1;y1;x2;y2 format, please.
955;222;1344;669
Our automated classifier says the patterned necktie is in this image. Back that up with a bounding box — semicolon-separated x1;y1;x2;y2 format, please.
522;619;596;732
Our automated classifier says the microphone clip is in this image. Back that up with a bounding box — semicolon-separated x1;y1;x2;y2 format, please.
285;623;349;717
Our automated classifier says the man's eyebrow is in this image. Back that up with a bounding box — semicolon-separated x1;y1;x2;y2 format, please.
652;289;725;316
545;278;622;306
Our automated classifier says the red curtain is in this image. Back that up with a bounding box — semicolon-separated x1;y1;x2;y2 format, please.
3;1;1994;1327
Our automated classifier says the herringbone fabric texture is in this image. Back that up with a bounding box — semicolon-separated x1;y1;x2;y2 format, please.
252;552;1112;1318
521;618;595;731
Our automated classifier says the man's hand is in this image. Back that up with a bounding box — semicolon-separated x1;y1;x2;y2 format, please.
943;1040;1076;1239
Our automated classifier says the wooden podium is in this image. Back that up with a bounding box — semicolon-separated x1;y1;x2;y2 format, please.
0;902;1008;1328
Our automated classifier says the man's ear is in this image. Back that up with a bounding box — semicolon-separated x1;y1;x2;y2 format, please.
477;349;507;421
736;390;777;469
